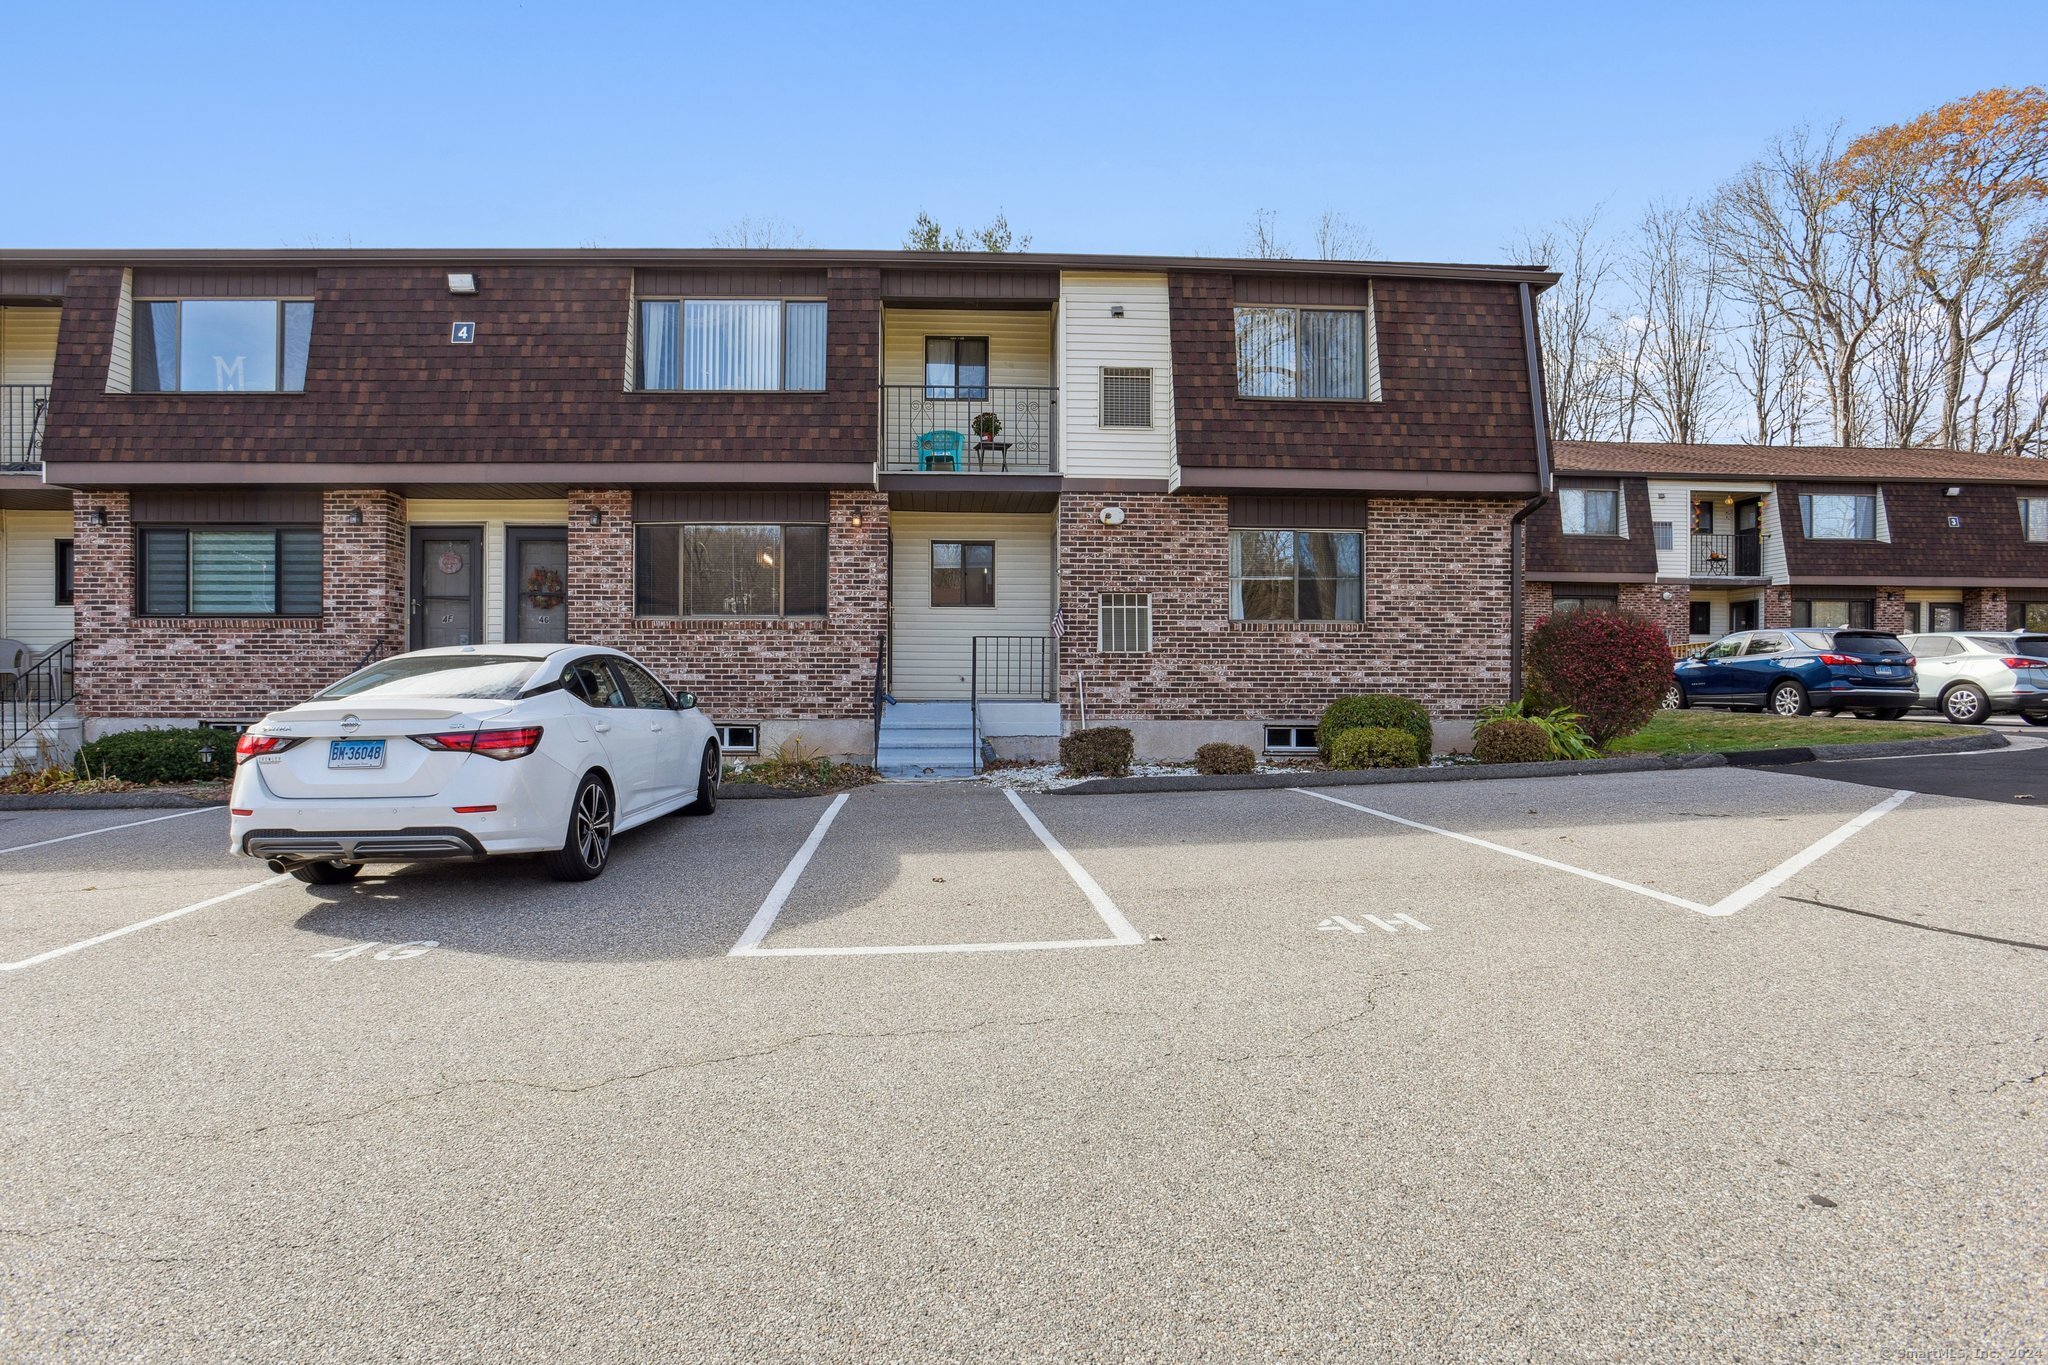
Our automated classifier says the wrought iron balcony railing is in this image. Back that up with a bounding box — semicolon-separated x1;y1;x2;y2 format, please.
881;385;1056;474
3;384;50;472
1691;531;1761;577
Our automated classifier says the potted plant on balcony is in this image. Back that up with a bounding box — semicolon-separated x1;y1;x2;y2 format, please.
972;411;1002;445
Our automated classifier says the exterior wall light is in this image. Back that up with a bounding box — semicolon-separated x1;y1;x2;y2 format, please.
92;507;108;526
1945;486;1962;496
1110;305;1125;318
589;509;604;527
448;273;478;295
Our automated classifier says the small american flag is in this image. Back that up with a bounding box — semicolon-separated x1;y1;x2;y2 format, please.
1051;606;1066;639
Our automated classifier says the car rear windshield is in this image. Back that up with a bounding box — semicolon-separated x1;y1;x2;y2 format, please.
1805;630;1908;657
315;655;544;701
1979;634;2048;660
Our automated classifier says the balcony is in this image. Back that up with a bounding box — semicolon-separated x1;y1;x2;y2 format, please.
881;385;1057;474
3;384;50;472
1692;531;1761;577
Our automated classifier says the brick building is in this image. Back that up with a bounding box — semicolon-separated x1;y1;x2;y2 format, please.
3;247;1559;770
1523;441;2048;650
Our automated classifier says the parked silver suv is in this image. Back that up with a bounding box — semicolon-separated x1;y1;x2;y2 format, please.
1900;632;2048;725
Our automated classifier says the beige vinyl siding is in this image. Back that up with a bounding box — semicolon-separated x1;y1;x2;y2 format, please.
105;269;134;393
1;510;76;651
1057;272;1176;481
0;306;59;385
889;512;1054;700
882;308;1054;389
404;500;569;645
1760;492;1789;582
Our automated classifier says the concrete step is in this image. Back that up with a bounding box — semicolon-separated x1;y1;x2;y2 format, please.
876;741;977;766
878;762;978;781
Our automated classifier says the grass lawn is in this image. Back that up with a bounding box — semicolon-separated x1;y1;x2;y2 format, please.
1609;709;1934;755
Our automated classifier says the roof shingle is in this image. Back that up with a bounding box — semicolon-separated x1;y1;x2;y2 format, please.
1554;440;2048;486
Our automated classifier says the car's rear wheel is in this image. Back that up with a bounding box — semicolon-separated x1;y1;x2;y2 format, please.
1940;683;1989;725
680;741;720;816
543;773;613;881
1768;681;1810;718
288;860;362;886
2023;711;2048;727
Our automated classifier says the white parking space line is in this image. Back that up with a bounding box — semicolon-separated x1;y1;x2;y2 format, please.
1292;786;1914;919
728;789;1142;959
1;874;291;974
0;806;221;856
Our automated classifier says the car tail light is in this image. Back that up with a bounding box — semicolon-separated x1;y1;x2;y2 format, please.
1815;653;1856;666
234;734;302;762
413;726;544;760
1998;657;2041;670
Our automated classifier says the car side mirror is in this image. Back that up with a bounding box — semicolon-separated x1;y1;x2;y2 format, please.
673;692;696;711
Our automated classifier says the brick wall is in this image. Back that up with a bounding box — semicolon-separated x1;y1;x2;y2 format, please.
1054;493;1515;725
75;489;405;722
566;487;888;722
1964;587;2009;631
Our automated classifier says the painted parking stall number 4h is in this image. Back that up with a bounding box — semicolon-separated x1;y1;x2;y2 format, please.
311;941;438;963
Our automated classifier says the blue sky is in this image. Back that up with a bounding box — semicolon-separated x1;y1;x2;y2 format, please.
8;1;2045;263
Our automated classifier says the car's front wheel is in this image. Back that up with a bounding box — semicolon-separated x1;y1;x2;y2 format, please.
1769;681;1810;718
543;773;614;881
680;741;720;816
2024;711;2048;728
289;860;362;886
1941;683;1989;725
1664;682;1687;710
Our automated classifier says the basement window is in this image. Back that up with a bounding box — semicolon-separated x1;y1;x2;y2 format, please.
1264;725;1318;754
717;724;759;754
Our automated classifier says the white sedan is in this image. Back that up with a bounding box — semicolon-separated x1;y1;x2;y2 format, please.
229;645;720;884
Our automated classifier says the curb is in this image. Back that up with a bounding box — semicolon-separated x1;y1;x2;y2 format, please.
721;784;844;800
0;791;224;811
1047;730;2010;796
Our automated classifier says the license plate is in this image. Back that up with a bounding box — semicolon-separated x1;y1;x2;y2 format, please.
1876;666;1899;676
328;739;386;769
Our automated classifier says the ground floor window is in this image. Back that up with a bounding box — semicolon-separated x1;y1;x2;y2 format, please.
1229;529;1362;622
1551;593;1617;615
138;526;322;616
930;541;995;607
634;522;827;618
2014;599;2048;631
1097;593;1152;652
1792;598;1874;629
1688;600;1712;635
1264;725;1318;753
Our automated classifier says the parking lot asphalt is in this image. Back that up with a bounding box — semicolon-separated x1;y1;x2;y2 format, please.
2;765;2043;1361
1766;724;2048;806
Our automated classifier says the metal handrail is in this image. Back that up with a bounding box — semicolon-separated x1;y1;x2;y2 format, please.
1691;531;1761;577
970;635;1054;772
870;630;888;765
2;383;51;473
881;385;1057;473
3;638;76;755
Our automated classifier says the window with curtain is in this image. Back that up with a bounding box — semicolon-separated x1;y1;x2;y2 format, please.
137;527;322;616
2022;497;2048;543
1791;598;1874;629
636;299;827;391
923;337;990;400
632;523;826;617
1233;306;1373;399
1798;491;1877;540
131;299;314;393
1559;485;1621;536
1552;594;1619;614
1229;529;1363;622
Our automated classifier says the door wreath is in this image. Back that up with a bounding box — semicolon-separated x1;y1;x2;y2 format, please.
525;565;566;611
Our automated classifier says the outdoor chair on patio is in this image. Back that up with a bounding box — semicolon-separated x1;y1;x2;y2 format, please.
917;429;966;472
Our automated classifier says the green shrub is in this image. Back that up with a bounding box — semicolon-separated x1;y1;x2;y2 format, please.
1060;726;1135;777
1319;695;1432;764
1194;742;1256;775
1524;610;1673;745
1329;726;1421;770
74;726;239;784
1476;701;1598;760
1473;718;1554;765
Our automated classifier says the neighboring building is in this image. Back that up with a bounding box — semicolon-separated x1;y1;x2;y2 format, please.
1524;441;2048;645
2;247;1556;771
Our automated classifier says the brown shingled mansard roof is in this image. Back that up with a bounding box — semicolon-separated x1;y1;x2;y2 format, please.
1554;440;2048;486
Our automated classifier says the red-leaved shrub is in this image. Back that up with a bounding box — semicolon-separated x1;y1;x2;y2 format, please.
1524;610;1672;746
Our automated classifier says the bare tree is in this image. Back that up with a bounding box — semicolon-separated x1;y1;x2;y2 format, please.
1703;126;1908;447
710;216;811;249
1610;204;1724;442
1510;212;1618;441
1312;210;1375;260
1723;292;1818;444
1243;208;1291;260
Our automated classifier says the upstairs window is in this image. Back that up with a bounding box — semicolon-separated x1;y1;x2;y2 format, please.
638;300;826;392
1230;529;1363;622
138;527;322;617
2022;496;2048;543
1234;305;1375;400
1559;483;1621;537
1798;490;1877;540
133;299;314;392
633;522;827;618
924;337;990;400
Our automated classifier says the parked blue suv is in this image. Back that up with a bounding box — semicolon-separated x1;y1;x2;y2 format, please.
1672;628;1919;718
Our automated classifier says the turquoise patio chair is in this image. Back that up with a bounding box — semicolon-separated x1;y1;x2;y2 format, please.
917;429;965;472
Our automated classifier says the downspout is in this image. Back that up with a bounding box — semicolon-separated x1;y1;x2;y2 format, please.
1511;282;1557;703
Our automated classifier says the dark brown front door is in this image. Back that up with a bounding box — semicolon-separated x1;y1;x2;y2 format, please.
507;528;569;643
411;527;483;649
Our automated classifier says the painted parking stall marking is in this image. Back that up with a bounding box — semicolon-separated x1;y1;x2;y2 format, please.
1317;913;1432;935
730;789;1143;959
1;874;293;974
311;941;439;963
0;806;221;856
1293;786;1914;918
